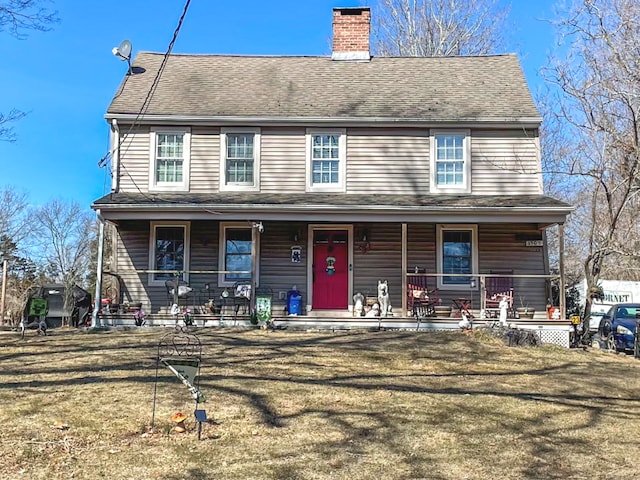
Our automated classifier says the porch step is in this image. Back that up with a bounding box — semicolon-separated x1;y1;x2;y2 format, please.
305;309;352;318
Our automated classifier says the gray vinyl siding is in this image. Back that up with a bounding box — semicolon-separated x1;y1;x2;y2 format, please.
190;127;220;192
346;128;430;194
114;221;154;308
260;127;307;193
189;221;220;289
115;125;543;196
477;223;548;311
353;223;403;308
118;126;150;191
258;221;308;312
471;129;541;195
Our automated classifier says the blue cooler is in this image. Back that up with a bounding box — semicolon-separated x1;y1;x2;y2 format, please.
286;290;302;315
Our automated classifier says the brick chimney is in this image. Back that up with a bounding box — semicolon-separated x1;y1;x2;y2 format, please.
331;7;371;61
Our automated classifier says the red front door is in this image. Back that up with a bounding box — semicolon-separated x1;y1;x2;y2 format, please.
313;230;349;309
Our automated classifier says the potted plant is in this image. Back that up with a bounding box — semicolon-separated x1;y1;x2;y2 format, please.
183;308;194;326
133;309;147;327
516;297;535;319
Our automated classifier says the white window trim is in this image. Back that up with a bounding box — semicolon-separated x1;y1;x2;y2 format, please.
306;128;347;193
148;221;191;287
436;224;478;291
429;129;471;194
218;222;261;288
219;127;261;192
148;126;191;192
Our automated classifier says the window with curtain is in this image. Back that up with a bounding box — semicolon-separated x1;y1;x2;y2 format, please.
226;133;254;185
312;134;340;185
435;134;464;186
156;133;184;183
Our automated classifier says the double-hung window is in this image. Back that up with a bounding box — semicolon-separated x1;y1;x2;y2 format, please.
430;130;470;193
149;221;190;285
437;225;478;290
306;129;346;192
220;128;260;191
149;127;191;191
218;223;260;286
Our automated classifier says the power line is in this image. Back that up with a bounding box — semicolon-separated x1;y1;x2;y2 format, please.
99;0;192;204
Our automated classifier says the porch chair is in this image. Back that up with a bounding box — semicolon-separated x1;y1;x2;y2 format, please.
165;279;193;310
484;270;514;319
407;269;439;318
231;281;252;317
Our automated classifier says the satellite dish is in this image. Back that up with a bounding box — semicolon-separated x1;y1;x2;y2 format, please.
112;39;133;74
112;39;132;61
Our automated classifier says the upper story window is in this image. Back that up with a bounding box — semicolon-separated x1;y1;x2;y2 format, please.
148;221;190;286
430;130;470;193
436;224;478;290
220;128;260;191
149;127;191;192
306;129;346;192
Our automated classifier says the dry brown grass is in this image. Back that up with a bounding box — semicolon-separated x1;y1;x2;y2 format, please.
1;326;640;479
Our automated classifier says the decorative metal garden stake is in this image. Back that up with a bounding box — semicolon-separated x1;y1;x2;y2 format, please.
151;326;208;439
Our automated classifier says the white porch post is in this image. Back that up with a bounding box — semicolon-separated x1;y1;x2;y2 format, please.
92;218;105;328
402;223;407;317
251;228;258;316
559;223;566;319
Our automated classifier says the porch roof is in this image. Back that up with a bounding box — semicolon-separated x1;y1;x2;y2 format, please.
93;192;572;225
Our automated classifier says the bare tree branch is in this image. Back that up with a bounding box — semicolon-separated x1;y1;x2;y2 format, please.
371;0;509;56
0;109;26;142
0;0;58;38
0;1;57;141
31;199;95;325
542;0;640;334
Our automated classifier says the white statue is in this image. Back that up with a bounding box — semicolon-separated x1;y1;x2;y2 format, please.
365;303;380;317
353;292;365;317
377;280;391;317
499;296;509;325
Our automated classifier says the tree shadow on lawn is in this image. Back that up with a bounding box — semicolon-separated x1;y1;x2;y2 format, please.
3;329;640;478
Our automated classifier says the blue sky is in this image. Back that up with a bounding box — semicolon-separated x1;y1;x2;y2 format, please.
0;0;558;209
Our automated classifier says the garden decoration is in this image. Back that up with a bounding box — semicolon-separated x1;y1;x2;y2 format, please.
171;411;187;433
151;326;208;439
133;309;147;326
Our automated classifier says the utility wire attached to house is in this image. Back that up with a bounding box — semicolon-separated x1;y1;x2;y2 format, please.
98;0;192;204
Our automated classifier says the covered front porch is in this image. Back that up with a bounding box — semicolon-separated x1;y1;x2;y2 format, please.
92;192;573;329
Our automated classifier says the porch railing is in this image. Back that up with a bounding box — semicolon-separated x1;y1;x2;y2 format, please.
100;269;255;314
404;272;562;320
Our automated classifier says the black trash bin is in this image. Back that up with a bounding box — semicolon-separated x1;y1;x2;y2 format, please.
71;285;92;328
286;290;302;316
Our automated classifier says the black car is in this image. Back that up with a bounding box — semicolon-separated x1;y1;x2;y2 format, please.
595;303;640;353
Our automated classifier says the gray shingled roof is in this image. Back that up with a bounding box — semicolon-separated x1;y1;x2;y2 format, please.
93;192;570;210
106;53;540;122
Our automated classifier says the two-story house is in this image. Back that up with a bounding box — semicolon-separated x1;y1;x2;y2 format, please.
92;7;572;326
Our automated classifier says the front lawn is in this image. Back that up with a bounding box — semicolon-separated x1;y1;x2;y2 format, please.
1;327;639;479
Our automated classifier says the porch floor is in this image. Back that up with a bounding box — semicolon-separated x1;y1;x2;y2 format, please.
98;311;569;331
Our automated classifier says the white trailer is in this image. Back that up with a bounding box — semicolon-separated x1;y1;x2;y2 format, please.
577;279;640;330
